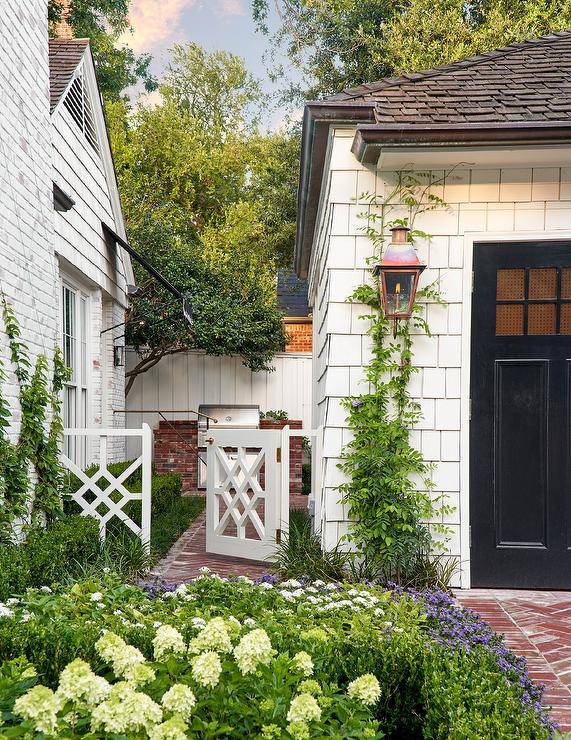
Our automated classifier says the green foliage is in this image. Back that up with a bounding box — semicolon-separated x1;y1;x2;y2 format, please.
48;0;156;101
0;516;100;600
253;0;571;101
302;462;311;495
274;509;351;581
0;576;552;737
0;297;70;541
106;45;298;390
64;461;205;563
339;172;452;571
260;409;289;422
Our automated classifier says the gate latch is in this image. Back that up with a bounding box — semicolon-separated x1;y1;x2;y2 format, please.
276;528;281;544
276;447;281;463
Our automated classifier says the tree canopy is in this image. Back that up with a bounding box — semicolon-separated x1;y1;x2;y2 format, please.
253;0;571;101
106;45;299;393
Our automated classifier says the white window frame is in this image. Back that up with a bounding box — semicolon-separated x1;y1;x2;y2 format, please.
61;276;91;467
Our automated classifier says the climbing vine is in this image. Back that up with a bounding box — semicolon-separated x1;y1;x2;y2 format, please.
339;170;454;570
0;296;70;542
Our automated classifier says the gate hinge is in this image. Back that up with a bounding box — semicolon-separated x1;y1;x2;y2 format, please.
276;447;281;463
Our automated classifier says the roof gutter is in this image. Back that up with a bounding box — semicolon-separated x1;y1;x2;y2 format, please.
295;101;376;278
352;121;571;164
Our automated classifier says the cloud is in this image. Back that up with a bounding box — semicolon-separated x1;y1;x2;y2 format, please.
216;0;245;16
121;0;196;52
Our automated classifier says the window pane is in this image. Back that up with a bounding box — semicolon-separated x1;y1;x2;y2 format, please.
560;304;571;334
62;286;76;380
528;268;557;300
497;269;525;300
496;304;524;335
528;303;556;335
562;269;571;299
80;297;87;386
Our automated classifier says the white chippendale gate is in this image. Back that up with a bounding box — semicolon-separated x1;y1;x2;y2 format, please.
205;427;289;561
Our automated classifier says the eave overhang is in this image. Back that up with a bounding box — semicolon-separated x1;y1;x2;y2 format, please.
295;102;376;278
295;115;571;280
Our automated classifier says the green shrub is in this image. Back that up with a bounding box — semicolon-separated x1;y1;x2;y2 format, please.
0;516;100;600
151;495;205;557
0;577;553;737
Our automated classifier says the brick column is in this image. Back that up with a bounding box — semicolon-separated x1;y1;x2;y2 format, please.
153;420;198;492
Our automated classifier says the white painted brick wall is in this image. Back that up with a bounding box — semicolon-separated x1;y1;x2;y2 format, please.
0;0;57;440
0;3;127;467
309;128;571;585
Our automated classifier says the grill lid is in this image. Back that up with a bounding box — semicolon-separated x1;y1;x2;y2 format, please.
198;404;260;429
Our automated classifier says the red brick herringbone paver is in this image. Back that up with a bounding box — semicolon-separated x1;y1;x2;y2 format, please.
456;590;571;731
152;495;310;583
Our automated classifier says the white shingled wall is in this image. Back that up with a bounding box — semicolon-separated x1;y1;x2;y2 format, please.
310;127;571;587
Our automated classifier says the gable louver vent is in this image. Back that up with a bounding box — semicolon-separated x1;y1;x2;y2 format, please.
63;65;99;154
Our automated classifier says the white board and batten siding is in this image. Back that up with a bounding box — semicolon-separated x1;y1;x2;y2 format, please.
310;127;571;587
125;350;313;458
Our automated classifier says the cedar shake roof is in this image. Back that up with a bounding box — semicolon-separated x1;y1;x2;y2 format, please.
329;32;571;125
48;38;89;112
277;269;310;317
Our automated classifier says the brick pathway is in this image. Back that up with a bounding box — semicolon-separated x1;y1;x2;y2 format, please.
153;495;309;583
456;589;571;731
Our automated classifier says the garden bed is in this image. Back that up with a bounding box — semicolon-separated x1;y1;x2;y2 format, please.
0;574;554;738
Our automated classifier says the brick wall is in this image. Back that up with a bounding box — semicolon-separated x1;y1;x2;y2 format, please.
284;320;312;352
154;419;303;496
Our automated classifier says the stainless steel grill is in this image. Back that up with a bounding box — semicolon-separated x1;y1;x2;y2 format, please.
197;405;260;488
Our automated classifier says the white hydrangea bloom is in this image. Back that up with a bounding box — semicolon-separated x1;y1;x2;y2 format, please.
347;674;381;705
243;617;256;628
90;592;103;602
233;629;274;675
148;715;189;739
90;681;163;734
191;651;222;688
188;617;232;654
0;605;14;618
286;693;322;723
96;632;146;679
153;625;187;661
13;685;62;735
161;684;196;720
56;659;110;706
126;663;156;686
292;652;314;677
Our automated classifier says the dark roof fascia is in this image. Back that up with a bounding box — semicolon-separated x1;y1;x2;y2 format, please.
294;101;376;278
352;121;571;164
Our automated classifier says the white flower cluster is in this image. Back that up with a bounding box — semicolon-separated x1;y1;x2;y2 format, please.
191;651;222;687
272;580;383;615
188;616;233;654
287;692;322;723
56;658;111;706
91;681;163;734
152;624;187;661
13;685;62;735
292;651;314;677
161;683;196;720
347;674;381;706
149;715;189;739
233;628;274;675
96;631;148;681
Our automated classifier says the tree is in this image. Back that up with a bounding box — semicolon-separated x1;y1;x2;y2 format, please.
106;45;296;393
48;0;156;101
253;0;571;101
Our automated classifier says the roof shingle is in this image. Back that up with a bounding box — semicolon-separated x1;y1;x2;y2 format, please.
48;38;89;112
329;32;571;126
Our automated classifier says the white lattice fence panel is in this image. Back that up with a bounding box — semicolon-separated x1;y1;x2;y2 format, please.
62;425;152;552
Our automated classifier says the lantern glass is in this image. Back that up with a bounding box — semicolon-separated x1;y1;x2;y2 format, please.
380;269;419;318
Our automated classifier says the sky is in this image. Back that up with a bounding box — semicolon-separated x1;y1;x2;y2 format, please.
120;0;301;129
